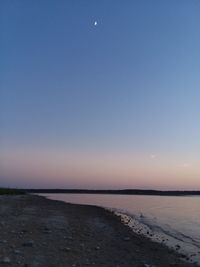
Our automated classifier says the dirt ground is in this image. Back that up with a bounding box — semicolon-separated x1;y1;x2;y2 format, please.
0;194;198;267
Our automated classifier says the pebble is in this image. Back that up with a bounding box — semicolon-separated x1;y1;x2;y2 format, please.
123;237;130;241
84;259;90;265
61;247;71;252
43;229;52;234
43;227;52;233
14;249;22;255
1;256;11;264
22;240;34;247
175;244;180;250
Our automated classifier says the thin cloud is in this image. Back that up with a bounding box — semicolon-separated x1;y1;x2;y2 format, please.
181;162;191;168
150;154;156;159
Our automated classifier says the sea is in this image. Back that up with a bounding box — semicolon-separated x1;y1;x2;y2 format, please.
39;193;200;264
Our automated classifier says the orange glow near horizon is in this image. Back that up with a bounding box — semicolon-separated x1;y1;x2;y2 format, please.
1;146;200;190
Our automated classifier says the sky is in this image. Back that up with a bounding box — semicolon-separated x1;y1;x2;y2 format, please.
0;0;200;189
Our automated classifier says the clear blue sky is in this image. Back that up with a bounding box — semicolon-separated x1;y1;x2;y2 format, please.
1;0;200;189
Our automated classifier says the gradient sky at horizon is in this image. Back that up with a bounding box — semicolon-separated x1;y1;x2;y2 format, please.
1;0;200;189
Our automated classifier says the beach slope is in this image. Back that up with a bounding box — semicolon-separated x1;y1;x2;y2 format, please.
0;195;198;267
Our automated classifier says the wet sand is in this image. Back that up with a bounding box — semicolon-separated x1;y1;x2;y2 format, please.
0;194;198;267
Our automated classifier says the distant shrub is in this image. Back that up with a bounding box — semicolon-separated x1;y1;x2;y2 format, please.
0;188;25;195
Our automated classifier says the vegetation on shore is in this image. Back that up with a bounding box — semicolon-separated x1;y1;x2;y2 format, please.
0;188;25;195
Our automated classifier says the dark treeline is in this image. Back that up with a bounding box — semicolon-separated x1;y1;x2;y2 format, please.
24;189;200;196
0;188;25;195
1;188;200;196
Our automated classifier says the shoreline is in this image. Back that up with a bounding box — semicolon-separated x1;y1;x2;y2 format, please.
0;194;199;267
40;193;200;264
114;211;200;265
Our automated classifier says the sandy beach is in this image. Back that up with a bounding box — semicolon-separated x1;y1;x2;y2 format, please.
0;194;198;267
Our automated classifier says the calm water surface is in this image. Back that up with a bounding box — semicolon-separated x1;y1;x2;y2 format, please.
40;193;200;263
